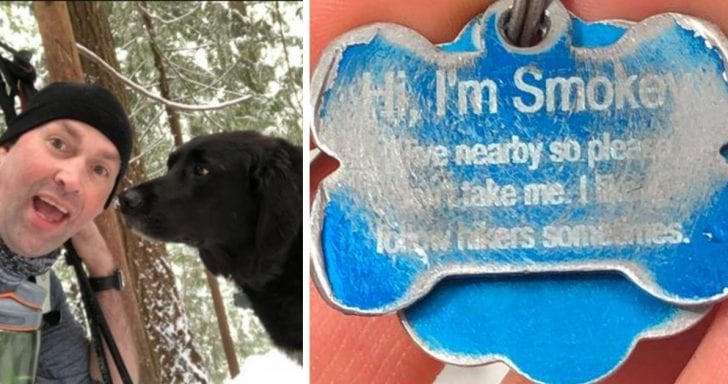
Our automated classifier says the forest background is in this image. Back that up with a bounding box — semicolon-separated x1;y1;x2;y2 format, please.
0;2;303;383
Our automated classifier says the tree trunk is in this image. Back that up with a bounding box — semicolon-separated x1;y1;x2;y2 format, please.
33;1;206;383
66;2;209;383
137;2;240;377
32;0;143;380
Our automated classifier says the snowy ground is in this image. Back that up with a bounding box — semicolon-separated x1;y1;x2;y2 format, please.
225;349;303;384
435;363;509;384
225;354;506;384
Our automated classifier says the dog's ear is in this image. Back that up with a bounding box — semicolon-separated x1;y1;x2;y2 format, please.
253;141;302;260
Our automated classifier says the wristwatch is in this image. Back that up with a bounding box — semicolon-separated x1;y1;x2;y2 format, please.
89;269;124;292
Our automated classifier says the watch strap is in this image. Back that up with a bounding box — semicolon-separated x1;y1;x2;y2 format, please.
88;270;123;292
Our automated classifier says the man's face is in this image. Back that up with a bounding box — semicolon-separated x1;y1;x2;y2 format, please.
0;119;120;257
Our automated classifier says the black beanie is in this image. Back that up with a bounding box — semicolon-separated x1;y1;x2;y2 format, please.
0;82;133;208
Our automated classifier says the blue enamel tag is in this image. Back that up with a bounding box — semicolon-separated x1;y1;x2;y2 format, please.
401;274;708;384
311;0;728;313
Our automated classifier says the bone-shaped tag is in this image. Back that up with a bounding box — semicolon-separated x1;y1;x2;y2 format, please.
312;0;728;313
401;273;708;384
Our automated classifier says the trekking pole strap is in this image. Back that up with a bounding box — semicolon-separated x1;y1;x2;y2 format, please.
64;242;133;384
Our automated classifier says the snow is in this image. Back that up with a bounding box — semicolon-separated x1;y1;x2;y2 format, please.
225;349;303;384
435;363;509;384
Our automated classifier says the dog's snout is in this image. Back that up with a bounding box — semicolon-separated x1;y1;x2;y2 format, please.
119;189;144;212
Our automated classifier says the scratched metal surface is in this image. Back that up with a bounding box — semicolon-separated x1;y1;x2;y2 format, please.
311;0;728;314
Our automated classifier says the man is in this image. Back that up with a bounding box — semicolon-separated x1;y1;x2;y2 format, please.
0;82;139;383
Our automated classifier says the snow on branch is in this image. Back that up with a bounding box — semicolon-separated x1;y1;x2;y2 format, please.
76;43;255;112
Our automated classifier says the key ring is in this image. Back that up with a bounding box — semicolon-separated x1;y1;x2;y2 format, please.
505;0;550;46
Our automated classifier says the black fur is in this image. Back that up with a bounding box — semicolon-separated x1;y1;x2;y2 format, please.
119;131;302;354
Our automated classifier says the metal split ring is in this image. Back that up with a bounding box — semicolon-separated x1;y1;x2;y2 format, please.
504;0;550;47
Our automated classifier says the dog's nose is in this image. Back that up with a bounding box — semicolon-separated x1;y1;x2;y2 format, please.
119;189;144;212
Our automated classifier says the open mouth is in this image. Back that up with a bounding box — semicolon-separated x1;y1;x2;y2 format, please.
33;196;70;223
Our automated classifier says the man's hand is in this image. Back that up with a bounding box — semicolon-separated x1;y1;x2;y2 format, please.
70;219;139;383
70;220;116;277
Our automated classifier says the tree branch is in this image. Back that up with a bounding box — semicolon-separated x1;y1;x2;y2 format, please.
76;43;256;112
136;2;201;25
272;2;302;117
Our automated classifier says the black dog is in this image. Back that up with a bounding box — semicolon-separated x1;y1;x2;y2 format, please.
118;130;302;359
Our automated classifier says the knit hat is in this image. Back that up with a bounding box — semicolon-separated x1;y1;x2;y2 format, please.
0;82;133;208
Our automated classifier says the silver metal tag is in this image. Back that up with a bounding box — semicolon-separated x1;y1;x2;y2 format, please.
311;0;728;382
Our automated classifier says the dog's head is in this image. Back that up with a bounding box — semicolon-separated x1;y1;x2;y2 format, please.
119;131;302;283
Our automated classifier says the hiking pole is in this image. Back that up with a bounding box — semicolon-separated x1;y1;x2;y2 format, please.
65;241;132;384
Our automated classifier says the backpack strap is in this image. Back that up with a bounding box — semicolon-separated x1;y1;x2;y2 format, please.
34;271;51;314
0;41;37;124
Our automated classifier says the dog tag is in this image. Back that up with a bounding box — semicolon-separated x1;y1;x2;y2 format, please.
311;0;728;313
401;274;709;384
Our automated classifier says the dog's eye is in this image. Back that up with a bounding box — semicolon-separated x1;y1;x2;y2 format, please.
193;164;209;177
